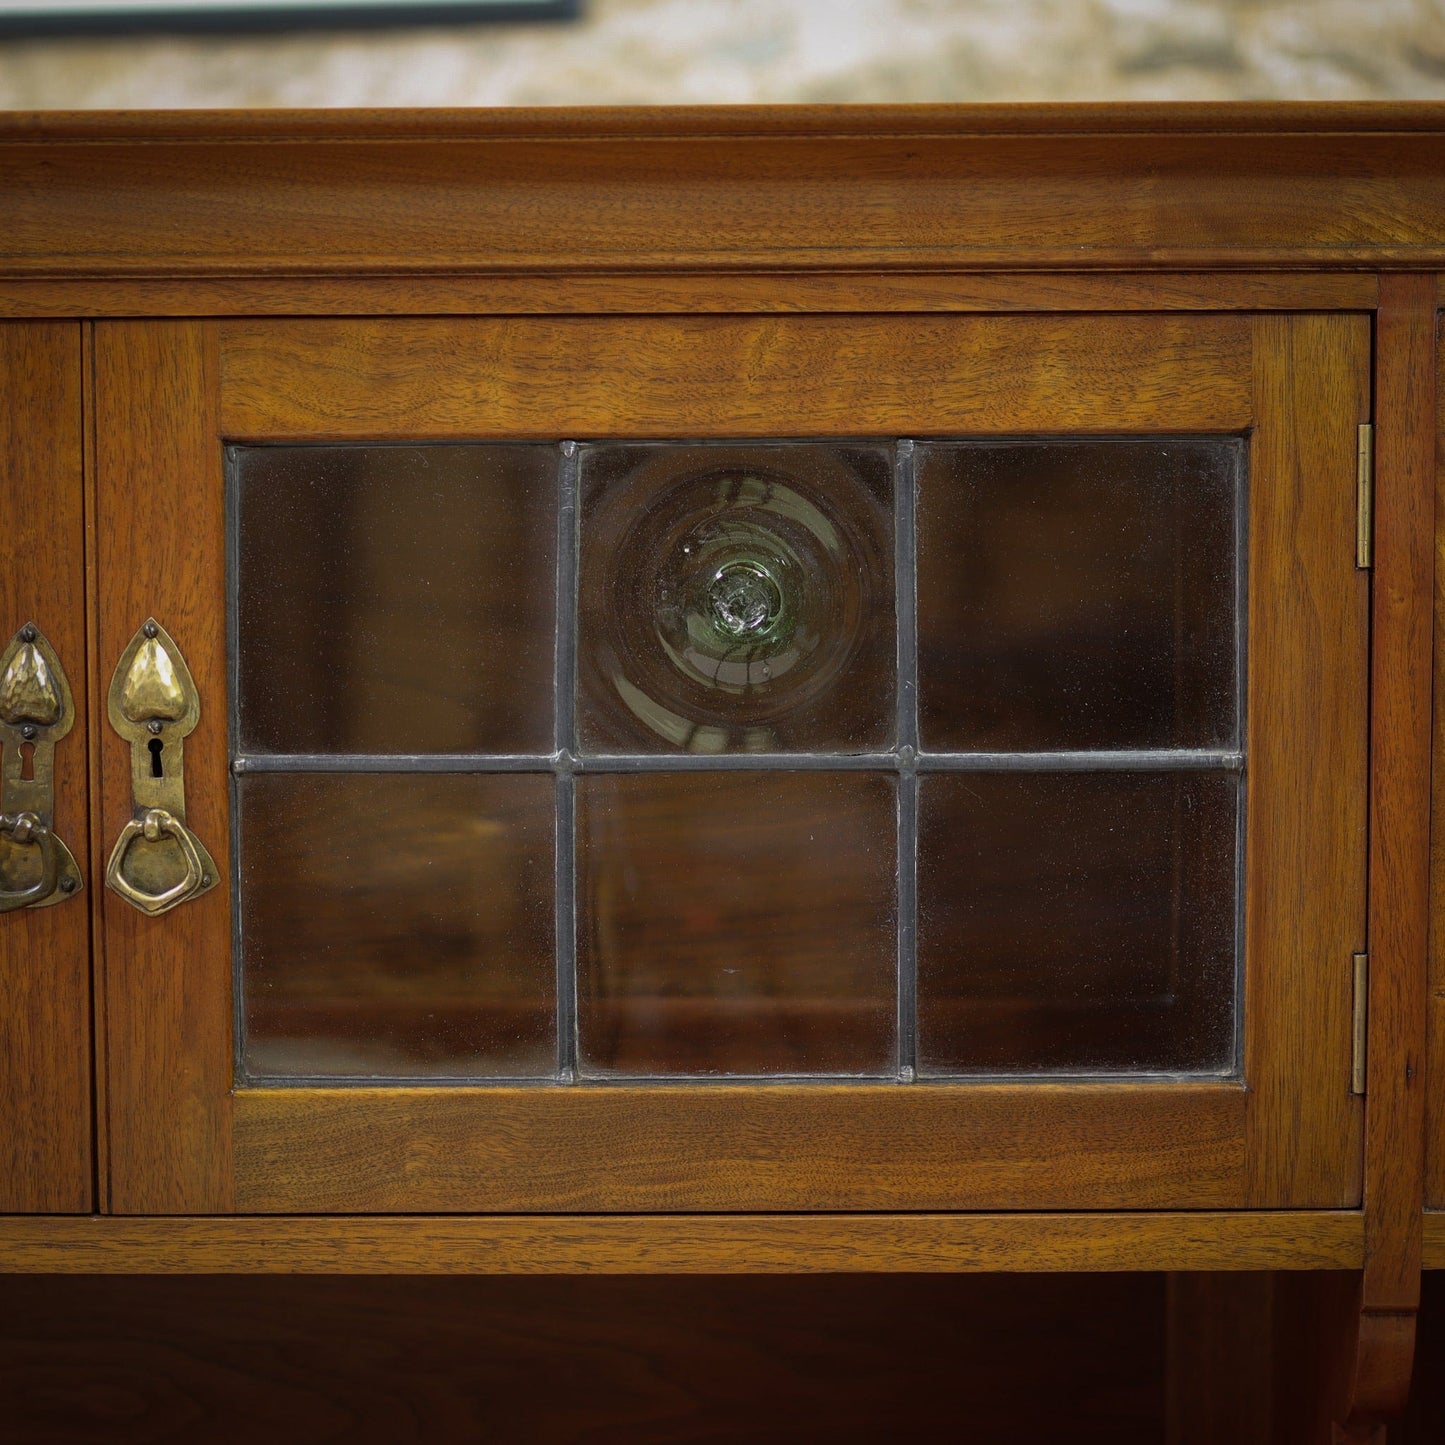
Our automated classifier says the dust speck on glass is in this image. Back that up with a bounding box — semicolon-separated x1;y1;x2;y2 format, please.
228;436;1245;1085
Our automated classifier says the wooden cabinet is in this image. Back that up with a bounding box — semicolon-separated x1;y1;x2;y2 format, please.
0;105;1440;1438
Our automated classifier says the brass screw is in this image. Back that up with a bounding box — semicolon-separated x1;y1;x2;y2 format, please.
143;621;158;638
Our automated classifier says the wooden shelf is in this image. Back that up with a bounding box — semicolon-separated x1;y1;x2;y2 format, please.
0;1211;1362;1275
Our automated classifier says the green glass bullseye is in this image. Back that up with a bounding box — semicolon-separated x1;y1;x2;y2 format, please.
584;451;894;750
707;559;784;640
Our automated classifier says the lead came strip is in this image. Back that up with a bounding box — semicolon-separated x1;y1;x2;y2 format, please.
896;439;919;1082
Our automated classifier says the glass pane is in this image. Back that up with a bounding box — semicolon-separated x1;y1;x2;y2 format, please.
917;770;1237;1075
577;771;897;1076
916;439;1239;752
234;444;557;755
578;442;895;754
240;772;556;1079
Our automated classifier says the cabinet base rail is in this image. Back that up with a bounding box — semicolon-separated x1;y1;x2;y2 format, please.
0;1210;1364;1275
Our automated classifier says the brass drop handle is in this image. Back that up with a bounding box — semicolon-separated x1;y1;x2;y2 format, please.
0;812;59;914
0;623;83;911
104;619;217;917
107;807;207;916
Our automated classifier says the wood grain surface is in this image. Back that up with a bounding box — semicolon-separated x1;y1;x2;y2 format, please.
1429;297;1445;1214
1332;277;1438;1432
1242;314;1371;1208
0;1271;1166;1445
1365;280;1434;1292
1426;1213;1445;1269
0;321;92;1212
233;1082;1248;1213
0;270;1381;321
93;322;234;1214
218;314;1252;441
6;110;1445;281
0;1211;1365;1274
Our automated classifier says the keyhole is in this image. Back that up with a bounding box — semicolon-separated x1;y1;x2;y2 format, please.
148;737;164;778
19;741;34;781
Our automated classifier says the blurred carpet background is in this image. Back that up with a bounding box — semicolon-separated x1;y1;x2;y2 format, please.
0;0;1442;108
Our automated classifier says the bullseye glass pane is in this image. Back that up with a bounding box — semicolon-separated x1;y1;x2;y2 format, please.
577;442;895;754
917;770;1237;1075
234;444;557;755
577;771;898;1076
239;772;556;1079
916;439;1239;752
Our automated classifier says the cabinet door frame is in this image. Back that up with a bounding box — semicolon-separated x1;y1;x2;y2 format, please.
95;310;1368;1214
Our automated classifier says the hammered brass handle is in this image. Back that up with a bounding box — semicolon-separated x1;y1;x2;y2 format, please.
0;811;59;913
105;807;208;916
105;619;217;917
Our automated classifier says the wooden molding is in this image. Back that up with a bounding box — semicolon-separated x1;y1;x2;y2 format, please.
0;1211;1364;1276
0;271;1384;321
6;108;1445;284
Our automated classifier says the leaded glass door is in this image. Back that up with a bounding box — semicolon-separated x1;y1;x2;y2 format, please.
95;313;1367;1213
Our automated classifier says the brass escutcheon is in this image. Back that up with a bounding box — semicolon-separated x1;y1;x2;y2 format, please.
0;623;83;911
105;619;216;917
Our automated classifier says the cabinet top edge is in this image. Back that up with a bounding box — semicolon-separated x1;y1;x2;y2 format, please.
7;101;1445;144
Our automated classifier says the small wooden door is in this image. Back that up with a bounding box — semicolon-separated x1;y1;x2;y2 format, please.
0;321;93;1212
93;311;1368;1214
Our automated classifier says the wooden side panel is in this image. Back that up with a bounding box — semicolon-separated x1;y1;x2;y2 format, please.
1365;280;1433;1291
1243;314;1370;1207
218;314;1252;439
94;322;234;1214
1334;274;1438;1432
0;321;92;1212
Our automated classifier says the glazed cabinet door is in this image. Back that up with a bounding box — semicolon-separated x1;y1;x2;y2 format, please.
94;313;1367;1214
0;322;93;1212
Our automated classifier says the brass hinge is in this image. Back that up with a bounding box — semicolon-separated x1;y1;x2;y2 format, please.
1356;423;1374;569
1351;952;1369;1095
